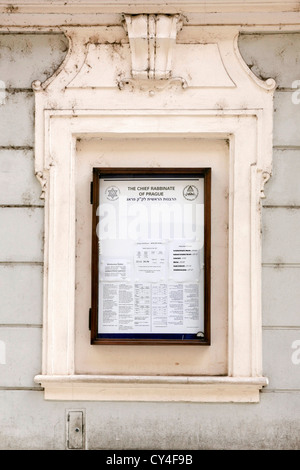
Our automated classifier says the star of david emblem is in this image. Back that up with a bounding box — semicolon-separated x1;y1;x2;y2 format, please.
105;186;120;201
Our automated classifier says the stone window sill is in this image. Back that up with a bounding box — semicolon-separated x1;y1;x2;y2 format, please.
34;375;268;402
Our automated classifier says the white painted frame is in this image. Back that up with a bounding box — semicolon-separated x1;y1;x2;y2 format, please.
33;25;275;402
1;1;300;30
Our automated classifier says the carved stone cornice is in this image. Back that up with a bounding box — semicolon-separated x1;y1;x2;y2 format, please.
1;1;300;30
0;1;300;15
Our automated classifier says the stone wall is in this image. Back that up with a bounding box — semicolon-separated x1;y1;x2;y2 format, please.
0;32;299;450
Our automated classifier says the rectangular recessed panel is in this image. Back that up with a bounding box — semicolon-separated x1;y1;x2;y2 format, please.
67;411;84;450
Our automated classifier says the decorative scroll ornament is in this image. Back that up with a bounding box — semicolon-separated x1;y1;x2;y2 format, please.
35;170;47;200
260;171;271;199
119;14;186;90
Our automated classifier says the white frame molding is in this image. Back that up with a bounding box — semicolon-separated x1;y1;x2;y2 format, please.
1;1;300;30
32;24;275;402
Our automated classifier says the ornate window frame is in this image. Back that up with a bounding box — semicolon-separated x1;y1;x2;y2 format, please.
33;22;275;402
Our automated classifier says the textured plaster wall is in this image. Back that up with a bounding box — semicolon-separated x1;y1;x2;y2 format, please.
0;31;299;450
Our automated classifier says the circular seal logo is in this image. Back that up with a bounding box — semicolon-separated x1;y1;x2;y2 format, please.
183;184;199;201
105;186;120;201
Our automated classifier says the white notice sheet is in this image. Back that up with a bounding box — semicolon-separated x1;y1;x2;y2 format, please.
100;259;132;281
134;241;167;282
169;240;202;282
100;281;203;334
98;177;205;335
